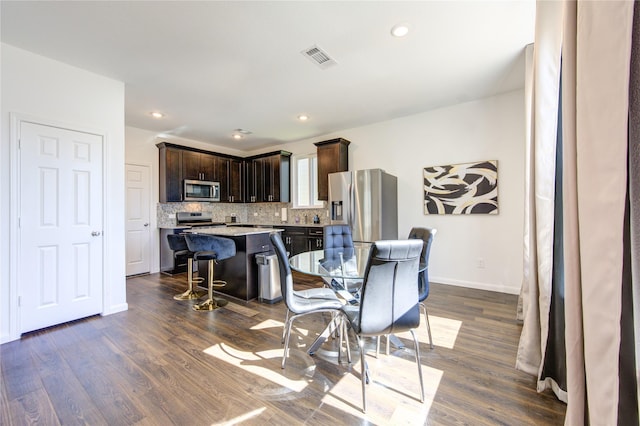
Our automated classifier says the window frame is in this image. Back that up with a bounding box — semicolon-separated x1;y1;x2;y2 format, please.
291;153;323;208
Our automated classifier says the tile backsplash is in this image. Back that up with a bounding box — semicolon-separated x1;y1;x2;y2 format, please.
157;202;329;227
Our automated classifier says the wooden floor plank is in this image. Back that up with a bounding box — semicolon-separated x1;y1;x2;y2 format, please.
0;272;566;425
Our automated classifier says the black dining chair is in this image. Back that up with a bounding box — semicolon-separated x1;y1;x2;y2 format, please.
339;239;425;413
408;227;437;349
270;232;344;369
323;224;362;294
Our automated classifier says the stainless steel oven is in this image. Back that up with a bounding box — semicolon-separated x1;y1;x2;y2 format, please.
184;180;220;202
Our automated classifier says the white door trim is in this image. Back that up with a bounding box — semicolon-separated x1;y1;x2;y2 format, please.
125;162;153;276
7;113;109;342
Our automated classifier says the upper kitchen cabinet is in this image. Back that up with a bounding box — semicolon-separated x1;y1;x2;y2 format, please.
247;151;291;202
157;142;183;202
315;138;350;200
227;158;245;203
217;156;245;203
182;150;216;181
157;142;286;203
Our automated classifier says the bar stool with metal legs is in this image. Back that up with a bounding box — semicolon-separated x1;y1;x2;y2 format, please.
166;233;205;300
184;234;236;311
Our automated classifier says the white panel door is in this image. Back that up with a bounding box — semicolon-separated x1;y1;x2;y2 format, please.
19;121;103;334
125;164;151;276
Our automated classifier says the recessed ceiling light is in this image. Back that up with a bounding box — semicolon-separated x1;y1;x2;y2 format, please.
297;114;309;121
391;23;410;38
232;133;243;140
150;111;164;119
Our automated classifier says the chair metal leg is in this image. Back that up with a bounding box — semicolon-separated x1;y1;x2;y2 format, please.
174;258;205;300
358;336;368;413
282;310;290;344
281;317;295;369
337;315;351;364
421;302;434;349
193;259;227;311
410;329;425;402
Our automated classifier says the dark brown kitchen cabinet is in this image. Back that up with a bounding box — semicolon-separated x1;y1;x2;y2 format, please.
315;138;350;201
228;158;244;202
281;226;324;257
247;151;291;202
216;156;244;203
183;151;216;181
158;143;183;202
281;227;308;256
157;142;286;204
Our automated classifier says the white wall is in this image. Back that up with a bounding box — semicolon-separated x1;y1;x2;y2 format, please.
1;44;127;342
258;90;525;294
125;127;161;273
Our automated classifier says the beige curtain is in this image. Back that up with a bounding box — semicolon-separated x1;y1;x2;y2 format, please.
517;1;635;424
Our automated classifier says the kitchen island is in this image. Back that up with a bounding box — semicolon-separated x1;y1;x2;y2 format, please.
186;226;283;301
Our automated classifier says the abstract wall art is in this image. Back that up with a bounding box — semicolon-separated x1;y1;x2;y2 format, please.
423;160;498;215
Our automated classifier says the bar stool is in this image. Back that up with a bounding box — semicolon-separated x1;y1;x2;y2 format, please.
166;234;204;300
184;234;237;311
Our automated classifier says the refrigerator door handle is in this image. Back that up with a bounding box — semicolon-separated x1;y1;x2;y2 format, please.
348;182;354;229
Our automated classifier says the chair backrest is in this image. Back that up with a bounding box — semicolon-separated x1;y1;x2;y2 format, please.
357;239;423;336
408;227;437;302
323;225;354;257
184;234;237;261
270;232;296;309
167;233;189;252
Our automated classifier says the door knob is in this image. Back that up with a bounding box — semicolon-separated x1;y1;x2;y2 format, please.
144;223;149;227
91;231;101;236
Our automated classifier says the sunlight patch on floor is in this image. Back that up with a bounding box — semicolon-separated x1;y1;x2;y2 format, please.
203;343;309;392
211;407;266;426
392;315;462;349
321;355;443;422
250;318;283;330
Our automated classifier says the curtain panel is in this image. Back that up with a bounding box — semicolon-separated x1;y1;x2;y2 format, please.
517;1;636;424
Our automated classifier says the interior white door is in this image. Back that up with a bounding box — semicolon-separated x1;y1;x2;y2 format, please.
125;163;151;276
19;121;104;334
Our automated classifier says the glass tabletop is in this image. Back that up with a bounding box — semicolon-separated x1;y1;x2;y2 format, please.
289;243;372;279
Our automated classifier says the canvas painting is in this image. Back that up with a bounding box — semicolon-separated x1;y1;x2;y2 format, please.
423;160;498;215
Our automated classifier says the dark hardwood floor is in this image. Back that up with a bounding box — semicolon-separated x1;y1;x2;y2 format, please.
1;272;566;425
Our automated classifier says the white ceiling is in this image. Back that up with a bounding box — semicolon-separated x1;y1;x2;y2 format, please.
1;1;535;152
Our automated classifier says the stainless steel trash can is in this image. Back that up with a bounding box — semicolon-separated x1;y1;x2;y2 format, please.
255;253;282;303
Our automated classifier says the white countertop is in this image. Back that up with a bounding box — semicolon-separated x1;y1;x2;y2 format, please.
186;226;283;237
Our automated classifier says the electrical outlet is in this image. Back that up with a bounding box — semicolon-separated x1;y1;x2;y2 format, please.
476;258;485;269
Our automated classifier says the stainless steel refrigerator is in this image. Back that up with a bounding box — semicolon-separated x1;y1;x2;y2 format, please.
328;169;398;243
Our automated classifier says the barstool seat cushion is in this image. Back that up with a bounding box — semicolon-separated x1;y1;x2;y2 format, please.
194;250;217;261
185;234;237;261
166;234;195;258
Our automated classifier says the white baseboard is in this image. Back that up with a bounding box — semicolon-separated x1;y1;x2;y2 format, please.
431;276;521;295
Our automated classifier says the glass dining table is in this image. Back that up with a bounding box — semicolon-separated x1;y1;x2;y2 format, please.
288;243;426;355
289;244;372;303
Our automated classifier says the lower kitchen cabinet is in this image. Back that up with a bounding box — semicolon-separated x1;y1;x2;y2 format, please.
281;226;324;257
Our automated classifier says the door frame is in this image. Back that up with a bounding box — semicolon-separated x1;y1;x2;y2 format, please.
125;162;154;276
7;113;108;342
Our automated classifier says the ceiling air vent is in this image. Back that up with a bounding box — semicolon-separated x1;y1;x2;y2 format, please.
301;45;337;69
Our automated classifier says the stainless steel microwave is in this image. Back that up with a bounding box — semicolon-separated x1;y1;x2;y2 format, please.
184;180;220;202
